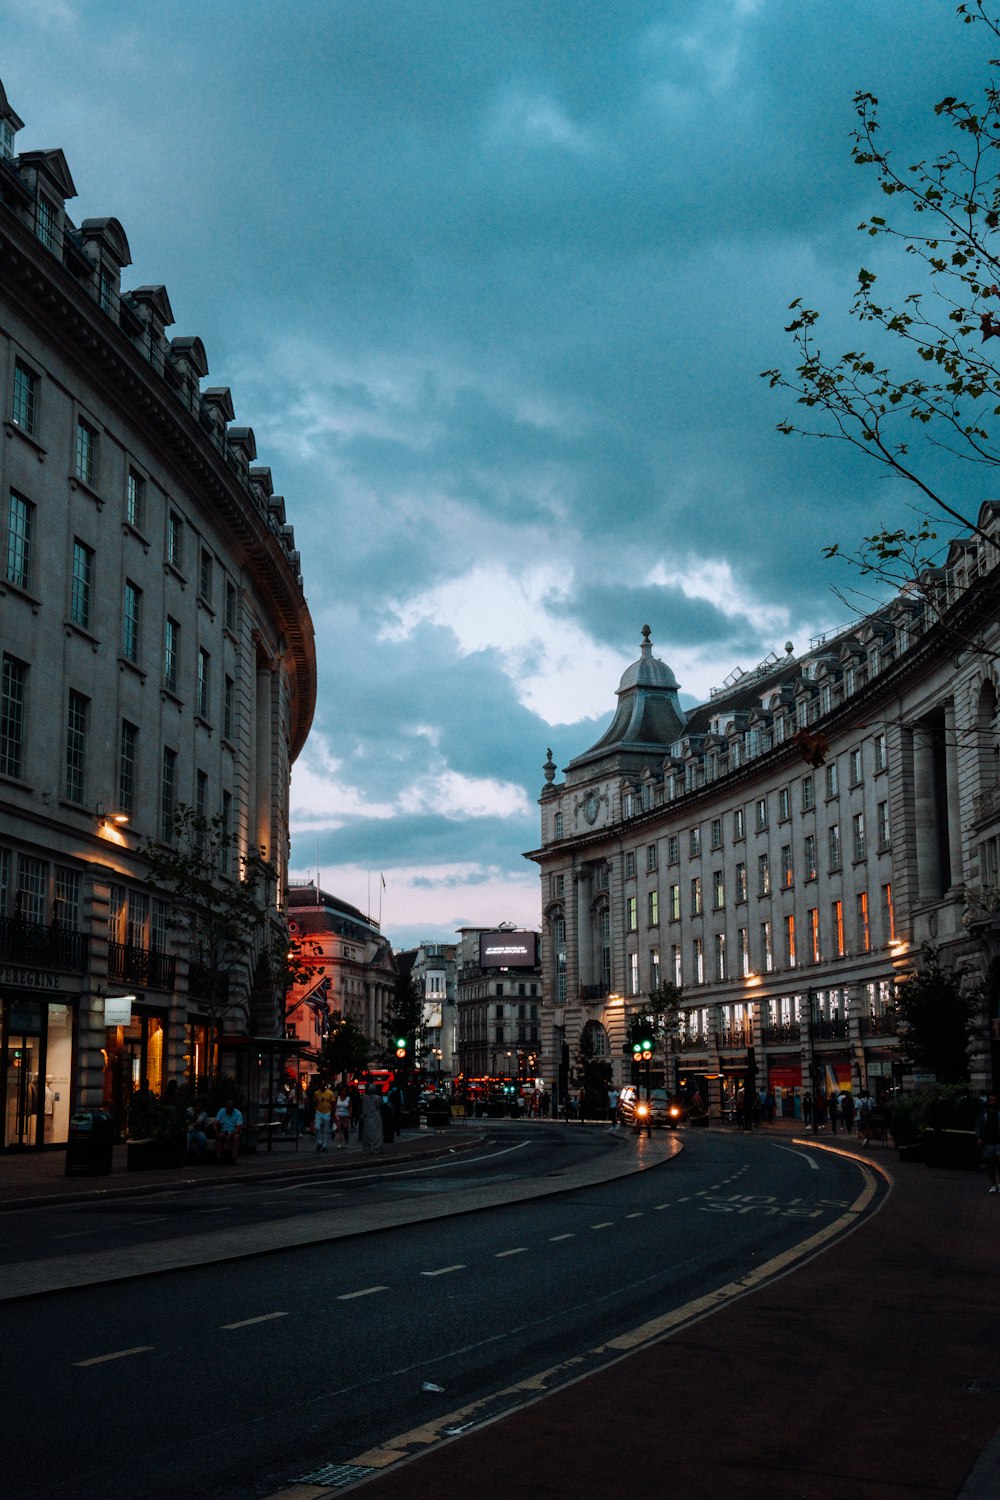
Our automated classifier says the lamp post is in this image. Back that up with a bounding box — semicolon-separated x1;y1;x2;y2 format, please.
808;987;819;1134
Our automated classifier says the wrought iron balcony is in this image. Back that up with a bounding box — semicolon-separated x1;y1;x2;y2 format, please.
859;1012;898;1037
107;941;176;990
761;1023;801;1045
578;983;610;1000
0;916;88;972
680;1031;710;1050
815;1016;849;1040
719;1026;751;1048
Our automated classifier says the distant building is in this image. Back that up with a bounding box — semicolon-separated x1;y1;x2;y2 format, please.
454;926;542;1084
0;77;315;1147
396;942;457;1079
528;513;1000;1116
285;884;397;1059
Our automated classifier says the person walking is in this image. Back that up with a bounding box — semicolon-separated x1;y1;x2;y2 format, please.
802;1091;813;1128
361;1084;384;1156
857;1090;875;1145
827;1091;839;1134
608;1086;620;1127
333;1083;352;1149
313;1081;334;1153
976;1093;1000;1192
840;1090;855;1135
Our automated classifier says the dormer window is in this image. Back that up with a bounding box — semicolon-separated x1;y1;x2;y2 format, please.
99;267;115;317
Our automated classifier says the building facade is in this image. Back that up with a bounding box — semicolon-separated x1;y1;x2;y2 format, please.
0;79;316;1146
396;942;458;1081
454;926;543;1084
528;516;1000;1116
285;884;397;1057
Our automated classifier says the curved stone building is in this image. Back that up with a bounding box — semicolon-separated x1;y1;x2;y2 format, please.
529;518;1000;1117
0;78;316;1146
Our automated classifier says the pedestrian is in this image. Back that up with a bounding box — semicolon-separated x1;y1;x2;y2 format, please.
214;1098;243;1162
608;1086;620;1127
386;1081;403;1136
857;1090;874;1145
361;1084;384;1156
313;1080;334;1152
827;1091;839;1134
840;1090;855;1134
350;1083;362;1133
802;1091;813;1128
187;1098;209;1160
333;1082;351;1149
976;1093;1000;1192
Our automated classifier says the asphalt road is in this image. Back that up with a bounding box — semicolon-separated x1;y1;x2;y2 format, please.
0;1131;882;1500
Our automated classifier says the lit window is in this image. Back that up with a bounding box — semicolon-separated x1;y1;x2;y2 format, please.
857;891;870;951
713;870;725;908
832;899;845;957
761;919;773;972
648;890;659;926
733;808;745;839
781;845;793;888
758;852;770;896
807;908;820;963
669;883;680;920
785;913;796;968
689;827;701;857
691;877;702;916
626;895;637;931
693;936;704;984
881;883;895;943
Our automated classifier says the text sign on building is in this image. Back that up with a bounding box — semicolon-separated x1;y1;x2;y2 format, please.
104;996;133;1025
479;932;537;969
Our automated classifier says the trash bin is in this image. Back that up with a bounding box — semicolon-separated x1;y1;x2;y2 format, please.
65;1109;114;1177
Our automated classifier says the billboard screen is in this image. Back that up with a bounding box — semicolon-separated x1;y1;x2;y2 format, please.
479;931;537;969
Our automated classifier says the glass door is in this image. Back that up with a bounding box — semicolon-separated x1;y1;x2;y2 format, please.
4;1037;41;1147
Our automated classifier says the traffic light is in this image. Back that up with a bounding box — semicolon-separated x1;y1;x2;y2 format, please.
394;1035;408;1060
632;1036;653;1062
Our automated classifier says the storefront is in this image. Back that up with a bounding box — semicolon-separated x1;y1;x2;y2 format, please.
766;1060;803;1118
101;1000;168;1139
0;981;78;1150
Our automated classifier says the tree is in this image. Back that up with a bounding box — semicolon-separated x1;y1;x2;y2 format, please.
381;971;427;1073
894;946;979;1084
140;804;314;1081
627;982;683;1079
762;2;1000;606
319;1012;371;1080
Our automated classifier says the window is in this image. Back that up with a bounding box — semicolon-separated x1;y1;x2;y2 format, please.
12;360;37;435
629;951;640;996
761;919;773;973
70;540;94;630
781;845;793;888
75;419;96;486
625;850;636;878
807;907;820;963
646;843;658;872
804;833;817;880
119;720;137;816
671;944;682;986
550;873;564;898
853;812;866;862
648;890;659;926
857;890;870;952
626;895;637;932
99;266;115;316
126;469;145;530
225;579;237;632
164;617;179;692
877;800;890;849
36;194;55;248
199;547;213;604
881;882;895;943
738;927;750;977
17;853;47;924
669;883;680;921
195;770;208;853
691;877;702;916
667;834;679;864
733;808;745;840
710;818;722;849
650;947;660;990
693;936;704;984
167;510;183;569
54;866;81;930
778;787;790;821
875;733;887;771
64;690;88;803
832;899;845;957
758;852;770;897
755;797;768;832
829;824;841;871
161;747;177;841
223;675;235;740
826;762;839;798
732;860;746;903
123;580;142;664
802;775;815;811
785;913;796;968
713;870;725;909
850;747;863;783
6;490;32;590
714;932;726;981
689;827;701;858
197;648;211;717
1;654;27;779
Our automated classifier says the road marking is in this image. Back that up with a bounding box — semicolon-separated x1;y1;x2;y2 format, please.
221;1311;288;1330
773;1144;820;1169
74;1346;152;1367
421;1264;466;1277
52;1229;100;1241
549;1233;575;1241
590;1221;614;1230
653;1203;670;1211
125;1216;170;1226
625;1212;644;1219
337;1285;388;1300
495;1248;528;1258
676;1196;691;1202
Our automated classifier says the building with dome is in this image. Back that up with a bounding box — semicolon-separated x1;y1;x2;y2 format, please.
0;77;315;1147
527;517;1000;1117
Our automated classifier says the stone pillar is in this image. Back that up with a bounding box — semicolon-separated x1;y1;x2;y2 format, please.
79;872;112;1110
255;664;273;862
944;701;963;892
575;868;592;987
914;727;941;900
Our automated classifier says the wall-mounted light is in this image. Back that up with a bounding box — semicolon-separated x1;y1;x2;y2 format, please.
96;802;130;827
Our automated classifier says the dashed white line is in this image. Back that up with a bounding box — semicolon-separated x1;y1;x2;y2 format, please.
496;1247;528;1258
74;1346;152;1367
337;1285;388;1300
625;1212;644;1219
421;1264;466;1277
590;1221;614;1230
549;1233;575;1241
653;1203;671;1210
221;1311;289;1330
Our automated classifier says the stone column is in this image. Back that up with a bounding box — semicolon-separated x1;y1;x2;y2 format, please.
575;868;593;988
944;701;963;891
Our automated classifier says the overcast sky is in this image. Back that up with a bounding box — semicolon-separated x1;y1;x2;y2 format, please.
2;1;989;946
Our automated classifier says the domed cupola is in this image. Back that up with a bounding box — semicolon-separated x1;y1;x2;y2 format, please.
568;626;687;771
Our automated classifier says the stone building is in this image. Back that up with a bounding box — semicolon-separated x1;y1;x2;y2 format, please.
0;78;316;1146
395;941;457;1080
285;884;397;1056
454;926;543;1084
527;511;1000;1116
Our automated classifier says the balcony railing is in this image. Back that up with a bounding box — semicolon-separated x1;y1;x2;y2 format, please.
107;941;176;991
0;916;88;972
719;1026;751;1049
680;1032;710;1051
762;1023;801;1045
815;1016;849;1040
578;983;609;1001
859;1012;898;1038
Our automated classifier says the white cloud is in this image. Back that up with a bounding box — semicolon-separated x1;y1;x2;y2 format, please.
486;86;602;155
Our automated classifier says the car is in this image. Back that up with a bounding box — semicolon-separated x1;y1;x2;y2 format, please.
618;1086;686;1129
